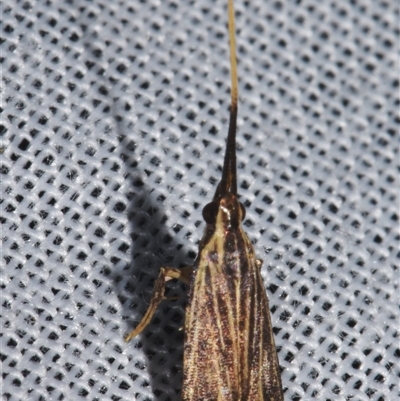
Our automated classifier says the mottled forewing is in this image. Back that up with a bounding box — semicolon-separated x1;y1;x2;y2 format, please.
181;228;283;401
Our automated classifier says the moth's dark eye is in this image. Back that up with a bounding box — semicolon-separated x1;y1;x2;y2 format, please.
240;202;246;221
202;202;218;224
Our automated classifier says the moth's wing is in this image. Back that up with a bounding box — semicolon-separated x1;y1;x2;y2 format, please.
255;264;284;400
181;232;283;401
182;261;241;400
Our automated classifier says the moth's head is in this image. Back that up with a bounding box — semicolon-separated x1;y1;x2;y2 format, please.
202;192;245;230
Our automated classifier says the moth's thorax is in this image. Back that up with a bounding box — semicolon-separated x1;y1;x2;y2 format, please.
216;193;244;231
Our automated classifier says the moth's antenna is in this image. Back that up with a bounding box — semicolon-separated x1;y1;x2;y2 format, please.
215;0;238;197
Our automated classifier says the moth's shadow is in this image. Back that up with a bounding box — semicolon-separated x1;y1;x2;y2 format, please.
117;150;196;400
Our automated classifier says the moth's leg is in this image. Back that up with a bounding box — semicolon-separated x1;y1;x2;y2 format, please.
124;266;193;342
256;258;263;269
172;265;192;285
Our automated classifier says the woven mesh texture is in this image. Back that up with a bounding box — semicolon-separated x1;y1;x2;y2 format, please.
1;0;399;400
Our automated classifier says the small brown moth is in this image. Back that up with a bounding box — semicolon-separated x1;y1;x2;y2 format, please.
125;0;284;399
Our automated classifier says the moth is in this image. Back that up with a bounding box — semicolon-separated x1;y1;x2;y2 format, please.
125;0;284;399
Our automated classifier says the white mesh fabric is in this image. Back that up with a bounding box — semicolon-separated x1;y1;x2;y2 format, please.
1;0;399;400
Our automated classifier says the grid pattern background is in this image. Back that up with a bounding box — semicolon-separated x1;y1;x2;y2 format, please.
1;0;399;400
